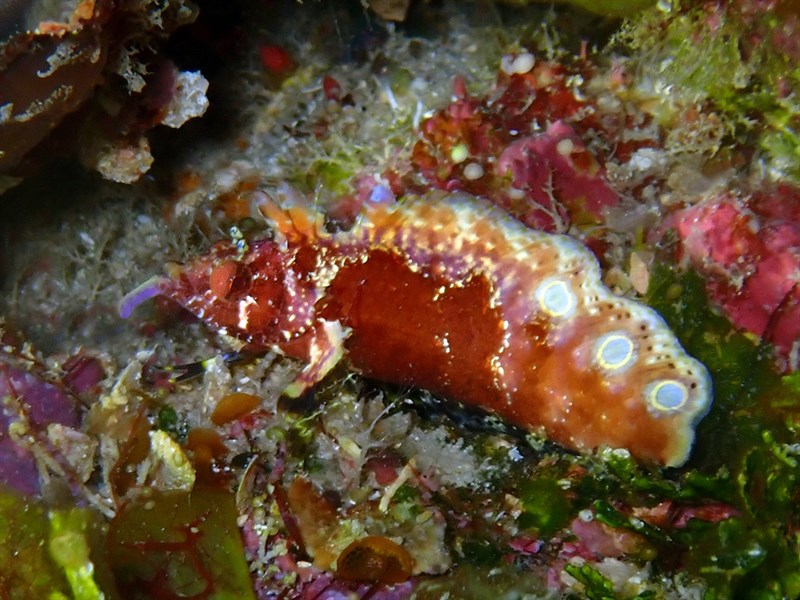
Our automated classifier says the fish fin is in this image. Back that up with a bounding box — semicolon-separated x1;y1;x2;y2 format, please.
256;188;325;244
282;319;351;398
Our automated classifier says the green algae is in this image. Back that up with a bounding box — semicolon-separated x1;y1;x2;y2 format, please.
0;487;115;600
49;509;110;600
156;404;189;442
518;476;573;536
645;264;783;468
615;3;800;181
502;0;658;18
0;488;71;599
412;563;549;599
564;562;618;600
640;263;800;598
0;486;257;600
560;0;658;18
108;486;256;600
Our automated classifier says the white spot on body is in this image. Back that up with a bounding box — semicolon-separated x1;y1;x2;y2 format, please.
432;285;448;302
535;278;576;318
237;296;257;330
647;379;689;412
595;332;637;373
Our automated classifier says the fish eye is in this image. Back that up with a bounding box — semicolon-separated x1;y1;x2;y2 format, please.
209;260;252;299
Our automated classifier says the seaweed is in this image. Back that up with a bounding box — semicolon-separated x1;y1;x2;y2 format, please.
108;486;256;600
0;487;115;600
49;508;112;600
518;475;574;536
615;2;800;181
638;263;800;597
0;487;71;598
564;562;617;600
156;404;189;442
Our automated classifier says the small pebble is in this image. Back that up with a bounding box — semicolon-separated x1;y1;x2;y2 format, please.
512;52;535;74
501;52;535;75
508;187;526;200
450;144;469;164
556;137;575;157
463;162;484;180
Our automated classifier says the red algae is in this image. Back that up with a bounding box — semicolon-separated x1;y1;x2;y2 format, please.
675;184;800;368
366;58;662;237
496;121;620;231
0;346;80;496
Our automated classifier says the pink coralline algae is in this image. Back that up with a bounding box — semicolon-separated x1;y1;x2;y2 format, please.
675;184;800;368
385;59;654;233
568;517;646;560
495;121;620;231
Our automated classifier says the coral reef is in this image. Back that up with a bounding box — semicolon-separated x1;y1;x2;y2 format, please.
614;0;800;182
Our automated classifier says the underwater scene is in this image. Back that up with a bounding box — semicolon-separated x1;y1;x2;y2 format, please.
1;0;799;598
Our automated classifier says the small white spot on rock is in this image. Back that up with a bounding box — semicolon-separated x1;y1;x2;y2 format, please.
511;52;535;74
501;52;535;74
556;137;575;157
508;187;526;200
463;162;484;180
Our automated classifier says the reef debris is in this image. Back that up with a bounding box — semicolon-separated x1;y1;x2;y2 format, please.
0;0;202;188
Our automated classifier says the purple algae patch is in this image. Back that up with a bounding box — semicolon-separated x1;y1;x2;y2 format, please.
0;363;80;495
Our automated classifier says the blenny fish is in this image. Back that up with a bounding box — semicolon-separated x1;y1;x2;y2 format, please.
122;191;712;467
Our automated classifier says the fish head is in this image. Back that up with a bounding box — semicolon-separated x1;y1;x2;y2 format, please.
121;239;289;348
